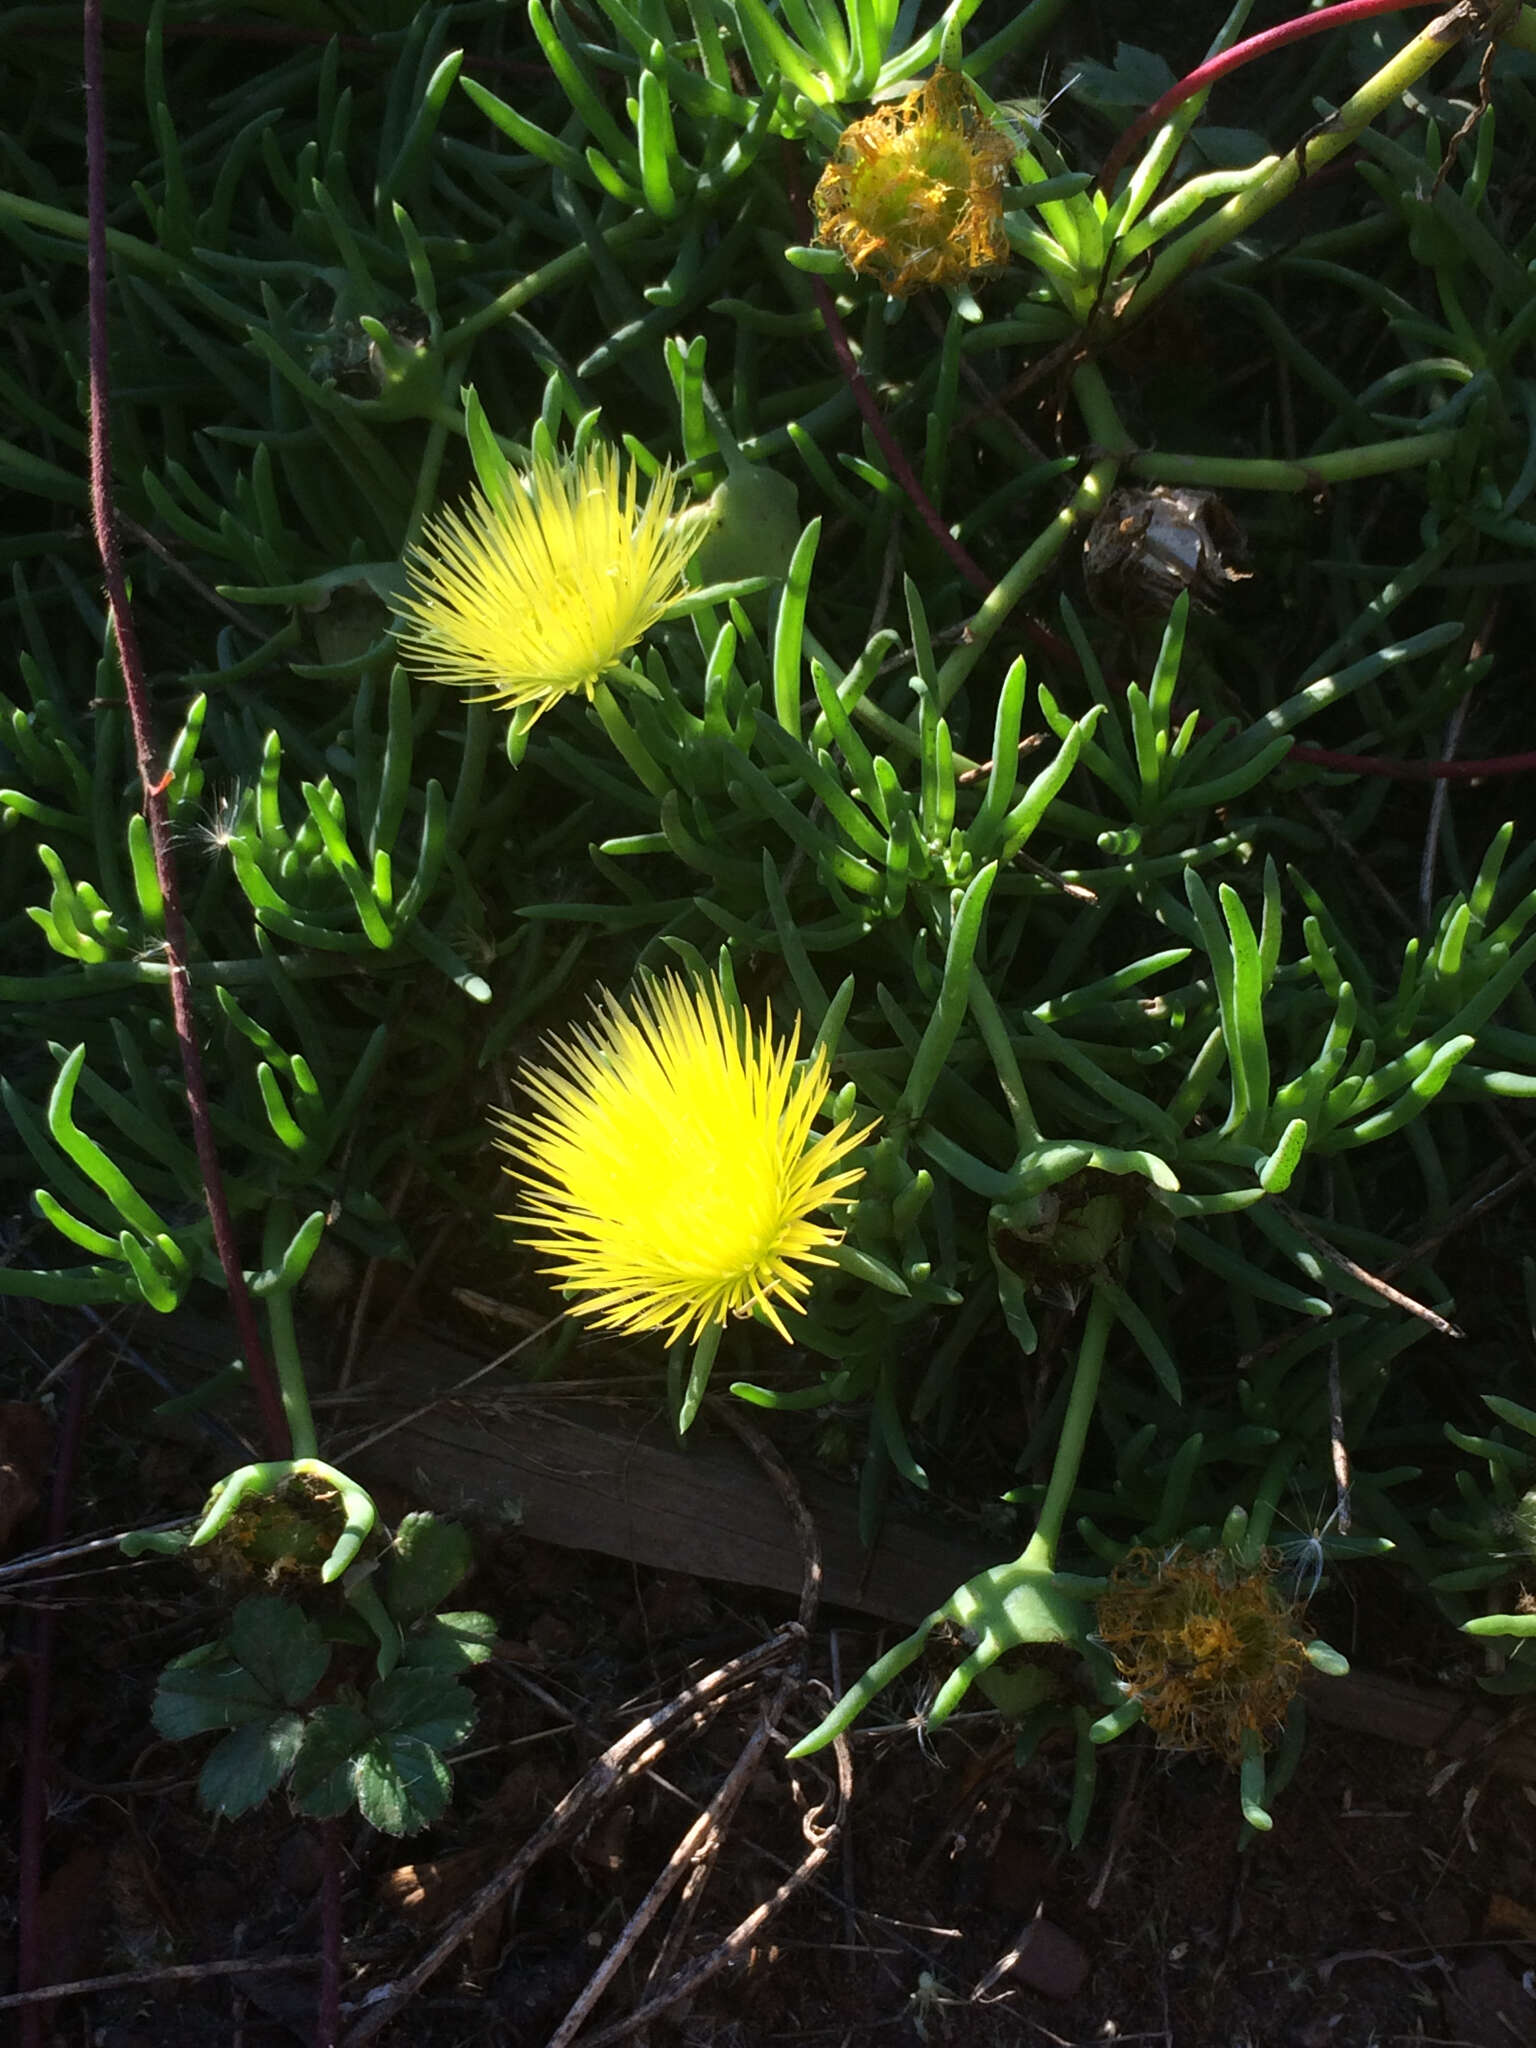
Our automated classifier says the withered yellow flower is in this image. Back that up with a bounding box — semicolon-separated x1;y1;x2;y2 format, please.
813;69;1014;299
497;972;865;1345
1095;1547;1312;1764
395;444;696;720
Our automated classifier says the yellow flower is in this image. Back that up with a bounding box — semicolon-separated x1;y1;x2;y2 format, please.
497;972;865;1346
813;69;1014;299
1094;1547;1312;1764
395;444;696;719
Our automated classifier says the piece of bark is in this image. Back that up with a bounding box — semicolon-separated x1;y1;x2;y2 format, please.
346;1324;1006;1624
153;1313;1536;1779
1302;1665;1536;1781
153;1311;1008;1623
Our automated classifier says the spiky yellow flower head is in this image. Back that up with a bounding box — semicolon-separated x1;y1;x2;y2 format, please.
813;69;1014;299
395;444;697;720
496;972;866;1346
1095;1547;1312;1765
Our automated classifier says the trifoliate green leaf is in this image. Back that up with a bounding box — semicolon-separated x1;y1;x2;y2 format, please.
384;1513;475;1624
228;1595;331;1706
198;1713;306;1818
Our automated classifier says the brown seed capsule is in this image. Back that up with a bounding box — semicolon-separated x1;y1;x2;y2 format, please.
1082;485;1251;622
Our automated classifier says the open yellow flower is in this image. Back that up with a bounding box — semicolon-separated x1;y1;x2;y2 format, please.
497;973;865;1345
395;444;696;719
813;69;1014;299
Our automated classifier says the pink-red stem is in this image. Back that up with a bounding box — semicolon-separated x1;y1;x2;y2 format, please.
1289;742;1536;778
317;1821;341;2047
806;274;996;593
84;1;286;1456
1098;0;1438;195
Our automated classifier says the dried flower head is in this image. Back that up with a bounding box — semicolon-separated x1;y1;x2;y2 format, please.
395;444;696;721
1095;1546;1312;1764
496;972;866;1346
813;69;1014;299
193;1472;346;1590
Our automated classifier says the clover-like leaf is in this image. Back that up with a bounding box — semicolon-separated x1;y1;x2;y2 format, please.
400;1610;498;1673
384;1513;475;1624
353;1736;454;1836
288;1670;477;1833
367;1667;478;1752
228;1595;331;1707
1067;43;1176;115
198;1713;306;1819
152;1652;277;1740
291;1702;374;1820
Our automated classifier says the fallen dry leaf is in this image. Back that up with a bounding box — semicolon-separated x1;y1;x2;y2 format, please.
378;1846;498;1923
1485;1890;1536;1942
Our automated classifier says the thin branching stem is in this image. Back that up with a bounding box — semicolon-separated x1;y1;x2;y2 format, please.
1099;0;1457;195
83;0;285;1457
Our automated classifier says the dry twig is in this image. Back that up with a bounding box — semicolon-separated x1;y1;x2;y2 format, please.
1273;1201;1462;1338
567;1731;854;2048
341;1629;802;2044
543;1399;829;2044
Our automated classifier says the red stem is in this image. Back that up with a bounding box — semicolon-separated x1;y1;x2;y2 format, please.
800;269;1072;664
806;277;997;594
317;1821;341;2048
83;1;286;1457
1097;0;1436;196
1288;743;1536;779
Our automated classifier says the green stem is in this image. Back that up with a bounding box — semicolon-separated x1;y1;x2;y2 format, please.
944;0;1075;77
936;363;1131;710
263;1207;318;1461
1129;429;1462;492
936;456;1119;708
1124;4;1485;327
402;416;451;547
966;970;1041;1150
0;186;183;280
440;216;656;350
1026;1282;1115;1567
0;956;367;1000
591;678;670;797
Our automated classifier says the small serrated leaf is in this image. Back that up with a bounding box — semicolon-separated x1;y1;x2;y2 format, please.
153;1658;281;1738
229;1595;331;1707
1067;43;1176;113
198;1713;305;1818
384;1513;475;1624
367;1667;478;1752
291;1701;373;1818
400;1610;498;1672
1189;125;1270;169
354;1735;453;1836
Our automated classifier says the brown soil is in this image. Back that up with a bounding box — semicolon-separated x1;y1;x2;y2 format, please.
5;1361;1536;2048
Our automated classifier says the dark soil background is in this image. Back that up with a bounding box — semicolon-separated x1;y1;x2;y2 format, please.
5;1288;1536;2048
